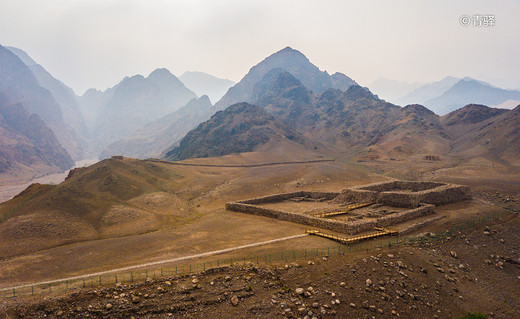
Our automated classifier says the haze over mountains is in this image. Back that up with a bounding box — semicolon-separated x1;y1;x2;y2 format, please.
6;47;89;141
425;78;520;115
0;45;84;161
394;76;460;107
0;92;73;182
81;68;197;153
179;71;235;104
375;76;520;115
1;43;520;188
369;77;425;102
101;95;213;159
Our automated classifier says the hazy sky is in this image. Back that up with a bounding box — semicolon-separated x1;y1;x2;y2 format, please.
1;0;518;94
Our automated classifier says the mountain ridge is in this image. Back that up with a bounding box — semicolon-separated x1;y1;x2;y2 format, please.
0;44;82;160
425;78;520;115
6;46;89;141
0;92;73;181
164;102;311;161
214;47;357;110
85;68;197;154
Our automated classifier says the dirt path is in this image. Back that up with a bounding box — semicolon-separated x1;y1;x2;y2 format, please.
147;159;335;168
0;233;308;292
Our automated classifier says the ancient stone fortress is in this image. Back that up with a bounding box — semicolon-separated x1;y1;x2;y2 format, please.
337;181;471;208
226;181;471;235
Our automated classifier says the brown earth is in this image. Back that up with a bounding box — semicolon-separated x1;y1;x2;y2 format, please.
0;155;379;286
1;210;518;319
0;146;518;319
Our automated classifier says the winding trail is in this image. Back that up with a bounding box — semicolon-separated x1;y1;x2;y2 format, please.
0;233;308;292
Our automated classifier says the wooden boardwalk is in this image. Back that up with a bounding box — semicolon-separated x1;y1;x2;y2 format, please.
306;227;398;245
313;202;373;218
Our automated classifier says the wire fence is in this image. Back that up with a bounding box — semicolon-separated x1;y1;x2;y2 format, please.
0;209;514;299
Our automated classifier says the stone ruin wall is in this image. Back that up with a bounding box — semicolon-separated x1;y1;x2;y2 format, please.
225;202;374;234
377;205;435;227
337;181;471;208
239;191;339;205
360;181;445;192
226;192;435;235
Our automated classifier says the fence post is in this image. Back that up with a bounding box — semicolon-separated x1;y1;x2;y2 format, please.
83;278;86;287
13;288;15;298
115;274;117;284
99;276;101;285
161;268;163;277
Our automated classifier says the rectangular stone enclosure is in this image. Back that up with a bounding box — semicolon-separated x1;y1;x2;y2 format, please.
336;181;472;208
225;181;471;235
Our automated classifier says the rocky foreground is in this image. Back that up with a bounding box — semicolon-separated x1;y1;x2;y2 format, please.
1;213;519;319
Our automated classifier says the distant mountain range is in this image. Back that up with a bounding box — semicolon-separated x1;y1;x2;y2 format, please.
0;92;73;180
214;46;357;110
79;68;197;153
394;76;460;107
179;71;235;104
382;76;520;115
424;78;520;115
0;45;84;161
6;47;89;141
101;96;213;159
165;66;450;161
164;102;309;161
2;43;520;186
106;47;359;160
166;55;520;166
0;45;74;182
